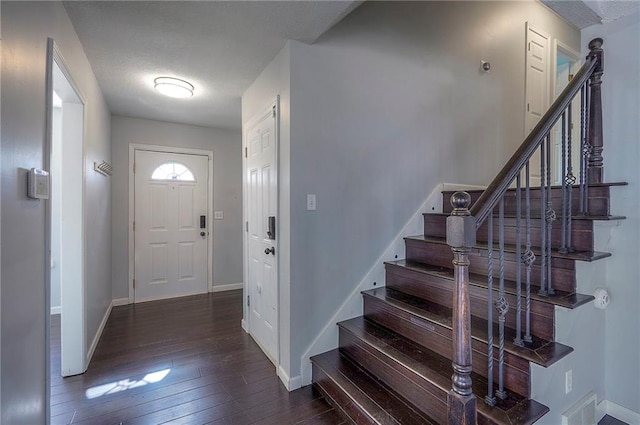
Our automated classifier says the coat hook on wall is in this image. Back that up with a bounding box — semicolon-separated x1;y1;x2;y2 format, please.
94;161;113;177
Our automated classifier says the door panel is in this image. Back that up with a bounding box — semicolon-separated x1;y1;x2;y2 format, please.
134;150;209;303
246;103;278;363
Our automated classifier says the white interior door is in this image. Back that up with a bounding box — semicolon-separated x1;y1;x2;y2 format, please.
134;150;209;303
246;103;278;363
525;23;550;182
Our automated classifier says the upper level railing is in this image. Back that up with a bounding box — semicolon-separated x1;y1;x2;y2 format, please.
445;38;605;424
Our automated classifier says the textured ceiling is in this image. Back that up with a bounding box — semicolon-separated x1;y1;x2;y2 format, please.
64;1;361;130
542;0;639;29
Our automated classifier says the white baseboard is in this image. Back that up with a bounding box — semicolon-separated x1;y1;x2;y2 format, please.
211;283;243;293
111;298;129;307
278;365;302;391
241;319;248;333
86;300;113;366
601;400;640;425
298;183;483;386
51;306;61;315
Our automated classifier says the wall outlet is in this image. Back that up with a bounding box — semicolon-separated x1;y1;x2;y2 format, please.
565;369;573;394
306;194;316;211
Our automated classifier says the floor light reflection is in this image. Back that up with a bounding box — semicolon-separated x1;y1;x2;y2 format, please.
85;368;171;399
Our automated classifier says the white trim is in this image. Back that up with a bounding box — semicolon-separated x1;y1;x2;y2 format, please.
243;97;280;368
278;365;302;391
111;298;129;307
128;144;214;304
47;40;87;379
299;183;484;385
86;300;113;366
241;319;249;333
51;306;61;315
601;400;640;425
211;283;243;293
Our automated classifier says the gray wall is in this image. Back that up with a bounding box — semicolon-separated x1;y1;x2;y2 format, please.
584;13;640;415
284;1;579;379
111;116;243;299
1;2;112;423
242;42;292;376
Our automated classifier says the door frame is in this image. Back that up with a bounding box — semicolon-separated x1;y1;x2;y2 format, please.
128;144;214;303
45;37;88;407
242;97;280;365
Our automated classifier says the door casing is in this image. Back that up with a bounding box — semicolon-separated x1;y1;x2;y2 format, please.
128;144;214;303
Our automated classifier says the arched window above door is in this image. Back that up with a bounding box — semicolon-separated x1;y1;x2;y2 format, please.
151;162;195;181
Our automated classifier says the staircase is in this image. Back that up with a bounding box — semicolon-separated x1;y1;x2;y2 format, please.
310;39;621;424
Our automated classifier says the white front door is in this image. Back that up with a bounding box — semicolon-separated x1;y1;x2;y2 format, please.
246;102;278;363
134;150;209;303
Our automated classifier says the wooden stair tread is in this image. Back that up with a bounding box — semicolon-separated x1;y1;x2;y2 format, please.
311;349;437;425
362;287;573;367
386;259;594;309
406;235;611;262
423;212;626;221
338;316;550;425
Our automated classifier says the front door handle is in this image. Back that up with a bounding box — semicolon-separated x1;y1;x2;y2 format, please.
264;247;275;255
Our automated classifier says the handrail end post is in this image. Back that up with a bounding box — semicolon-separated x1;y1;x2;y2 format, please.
446;191;477;424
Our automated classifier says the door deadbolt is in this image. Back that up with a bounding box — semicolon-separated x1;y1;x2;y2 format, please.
264;247;275;255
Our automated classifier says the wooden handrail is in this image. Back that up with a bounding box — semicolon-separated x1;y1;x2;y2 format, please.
470;52;599;227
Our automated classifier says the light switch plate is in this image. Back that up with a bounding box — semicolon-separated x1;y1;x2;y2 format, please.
306;194;316;210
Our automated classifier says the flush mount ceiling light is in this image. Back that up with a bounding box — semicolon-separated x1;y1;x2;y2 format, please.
154;77;194;98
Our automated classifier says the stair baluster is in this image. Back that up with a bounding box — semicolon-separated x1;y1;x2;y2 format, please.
538;140;548;296
524;161;533;343
486;212;496;406
560;111;568;253
514;174;524;347
566;102;574;251
545;135;555;295
496;197;508;400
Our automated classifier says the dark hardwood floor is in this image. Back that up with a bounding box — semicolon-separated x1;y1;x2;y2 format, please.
50;290;342;425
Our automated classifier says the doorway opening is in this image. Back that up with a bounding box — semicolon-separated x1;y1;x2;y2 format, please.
46;38;87;420
552;41;581;185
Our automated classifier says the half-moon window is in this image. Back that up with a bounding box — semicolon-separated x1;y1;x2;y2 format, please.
151;162;195;181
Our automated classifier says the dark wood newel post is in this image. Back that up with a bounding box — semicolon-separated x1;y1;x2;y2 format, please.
446;192;477;425
587;38;604;184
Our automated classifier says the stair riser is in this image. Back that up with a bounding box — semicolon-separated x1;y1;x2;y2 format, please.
442;186;611;217
424;215;594;252
385;265;554;341
405;239;576;294
312;369;377;425
363;295;531;398
339;328;449;424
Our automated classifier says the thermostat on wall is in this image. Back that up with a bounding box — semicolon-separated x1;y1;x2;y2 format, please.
28;168;50;200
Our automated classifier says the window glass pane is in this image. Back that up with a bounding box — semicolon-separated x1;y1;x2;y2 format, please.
151;162;195;181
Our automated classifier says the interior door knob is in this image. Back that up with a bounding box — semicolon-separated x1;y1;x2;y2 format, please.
264;247;275;255
200;232;206;237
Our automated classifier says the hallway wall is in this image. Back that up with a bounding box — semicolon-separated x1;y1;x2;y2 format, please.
1;2;112;423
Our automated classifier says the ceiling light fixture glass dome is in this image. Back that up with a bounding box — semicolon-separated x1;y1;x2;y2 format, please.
154;77;194;98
